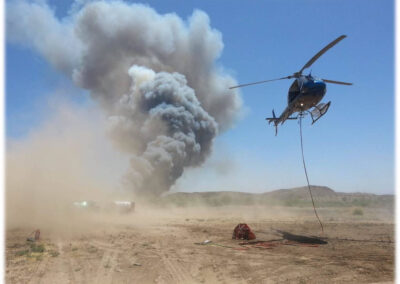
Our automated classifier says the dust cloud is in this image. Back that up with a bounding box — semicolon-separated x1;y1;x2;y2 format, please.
7;0;242;196
6;101;129;233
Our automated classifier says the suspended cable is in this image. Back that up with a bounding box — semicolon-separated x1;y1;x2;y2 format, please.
299;113;324;234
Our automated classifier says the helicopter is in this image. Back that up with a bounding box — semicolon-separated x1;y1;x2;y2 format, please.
230;35;352;135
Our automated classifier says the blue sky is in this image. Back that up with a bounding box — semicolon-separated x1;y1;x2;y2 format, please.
6;0;394;194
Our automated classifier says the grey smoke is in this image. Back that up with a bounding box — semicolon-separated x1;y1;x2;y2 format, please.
7;0;241;195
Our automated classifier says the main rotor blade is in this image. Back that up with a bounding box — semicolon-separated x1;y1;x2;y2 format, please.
322;79;352;85
298;35;347;74
229;76;291;89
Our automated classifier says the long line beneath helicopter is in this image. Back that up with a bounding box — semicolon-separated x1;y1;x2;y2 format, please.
299;113;324;234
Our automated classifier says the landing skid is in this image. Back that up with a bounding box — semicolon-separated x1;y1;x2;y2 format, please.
307;101;331;124
265;101;331;135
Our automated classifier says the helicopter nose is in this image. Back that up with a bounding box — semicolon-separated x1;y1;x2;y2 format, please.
315;81;325;89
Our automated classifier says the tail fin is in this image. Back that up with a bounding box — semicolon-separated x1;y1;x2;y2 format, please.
266;109;276;124
266;109;279;136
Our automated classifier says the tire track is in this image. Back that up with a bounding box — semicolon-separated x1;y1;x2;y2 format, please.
154;239;193;284
93;241;119;284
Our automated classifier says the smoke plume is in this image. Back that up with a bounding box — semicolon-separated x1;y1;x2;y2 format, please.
7;0;241;196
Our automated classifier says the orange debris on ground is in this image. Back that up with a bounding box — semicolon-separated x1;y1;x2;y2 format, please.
232;223;256;240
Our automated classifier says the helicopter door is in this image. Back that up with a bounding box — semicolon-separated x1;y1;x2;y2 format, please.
288;80;299;104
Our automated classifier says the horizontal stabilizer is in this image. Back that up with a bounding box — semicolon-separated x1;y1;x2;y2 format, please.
266;117;279;123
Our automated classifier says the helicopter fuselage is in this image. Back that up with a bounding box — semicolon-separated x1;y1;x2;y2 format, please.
288;75;326;113
274;75;327;124
266;75;332;135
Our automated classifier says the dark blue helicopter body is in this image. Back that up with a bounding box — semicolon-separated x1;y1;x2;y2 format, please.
289;75;326;110
230;35;352;135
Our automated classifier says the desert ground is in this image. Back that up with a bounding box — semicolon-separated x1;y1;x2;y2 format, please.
5;205;394;284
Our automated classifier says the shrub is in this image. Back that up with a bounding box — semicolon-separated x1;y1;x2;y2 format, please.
352;208;364;216
49;250;60;257
30;243;45;253
15;249;29;256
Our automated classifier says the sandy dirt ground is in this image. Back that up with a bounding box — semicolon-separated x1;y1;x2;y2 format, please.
6;206;394;284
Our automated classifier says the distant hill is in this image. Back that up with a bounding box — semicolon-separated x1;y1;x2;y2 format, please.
266;186;337;200
162;186;393;208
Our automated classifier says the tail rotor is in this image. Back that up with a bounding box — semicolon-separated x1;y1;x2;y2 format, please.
266;109;279;136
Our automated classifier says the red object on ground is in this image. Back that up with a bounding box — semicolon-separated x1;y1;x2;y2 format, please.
232;224;256;240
